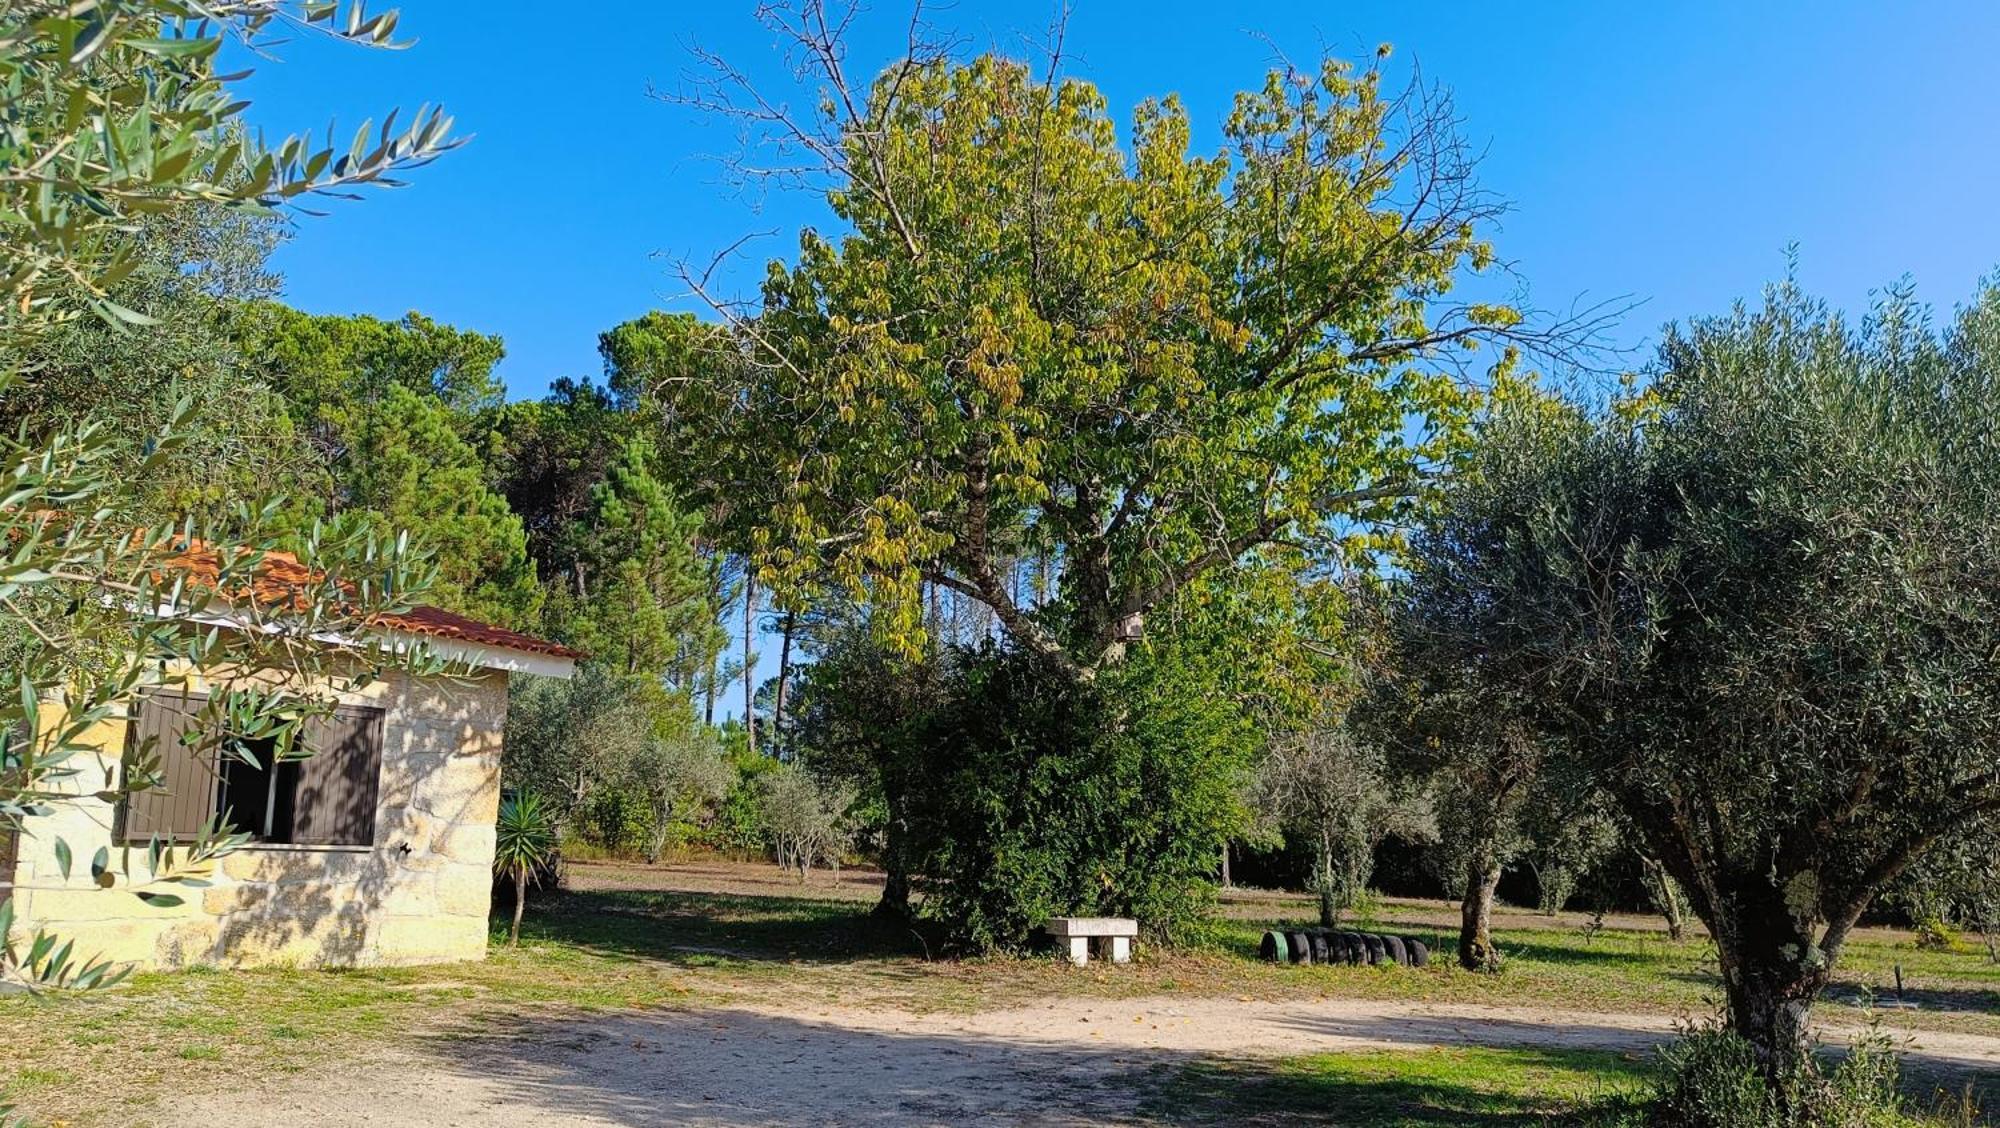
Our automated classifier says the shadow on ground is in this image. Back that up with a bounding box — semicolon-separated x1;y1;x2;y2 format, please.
419;1007;1170;1126
519;887;940;967
409;1008;1654;1128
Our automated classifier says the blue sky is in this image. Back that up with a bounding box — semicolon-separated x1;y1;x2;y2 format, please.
235;1;2000;400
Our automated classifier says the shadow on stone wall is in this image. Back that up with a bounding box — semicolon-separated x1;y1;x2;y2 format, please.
156;673;506;969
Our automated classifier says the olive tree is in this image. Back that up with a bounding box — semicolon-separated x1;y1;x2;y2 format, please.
625;728;733;865
1361;636;1546;971
1402;282;2000;1077
1251;719;1432;928
758;763;856;883
0;0;458;992
500;667;651;832
1891;813;2000;962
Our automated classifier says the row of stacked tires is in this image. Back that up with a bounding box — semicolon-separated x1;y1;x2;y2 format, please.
1259;928;1429;968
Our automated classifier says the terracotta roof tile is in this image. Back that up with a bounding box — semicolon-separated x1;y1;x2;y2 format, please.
162;540;583;661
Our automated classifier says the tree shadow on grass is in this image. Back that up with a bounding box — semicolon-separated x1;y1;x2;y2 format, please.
1823;982;2000;1018
515;887;941;967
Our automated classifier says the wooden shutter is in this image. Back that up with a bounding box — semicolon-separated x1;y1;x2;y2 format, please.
2;722;21;909
121;690;219;843
289;706;383;847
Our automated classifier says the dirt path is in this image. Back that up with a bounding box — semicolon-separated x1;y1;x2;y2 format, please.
181;994;2000;1127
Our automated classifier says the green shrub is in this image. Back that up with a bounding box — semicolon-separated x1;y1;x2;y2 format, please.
585;787;655;854
1655;1025;1781;1126
906;641;1255;952
1651;1021;1906;1128
696;748;775;859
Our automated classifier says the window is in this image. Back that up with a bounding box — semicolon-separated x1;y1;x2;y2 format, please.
216;736;299;842
121;691;385;848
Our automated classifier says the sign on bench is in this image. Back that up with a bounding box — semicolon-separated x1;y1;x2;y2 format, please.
1046;917;1137;966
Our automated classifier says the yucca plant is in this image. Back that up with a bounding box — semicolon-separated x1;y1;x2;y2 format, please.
493;792;556;947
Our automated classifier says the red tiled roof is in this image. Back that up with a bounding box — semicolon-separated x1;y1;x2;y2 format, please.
162;540;584;661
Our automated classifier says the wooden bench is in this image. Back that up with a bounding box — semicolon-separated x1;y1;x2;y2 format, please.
1046;917;1137;966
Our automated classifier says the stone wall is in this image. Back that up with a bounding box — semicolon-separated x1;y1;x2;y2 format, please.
7;667;510;970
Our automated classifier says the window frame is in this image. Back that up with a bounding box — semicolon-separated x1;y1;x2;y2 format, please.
118;691;387;850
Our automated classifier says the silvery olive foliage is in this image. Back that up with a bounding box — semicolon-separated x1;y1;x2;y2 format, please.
1401;279;2000;1076
1;0;459;996
1;1;457;330
1250;719;1432;928
625;726;733;866
758;761;855;883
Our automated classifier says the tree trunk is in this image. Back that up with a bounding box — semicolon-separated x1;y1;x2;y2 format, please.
1459;853;1503;972
1722;973;1819;1080
509;867;527;947
774;611;795;758
1702;881;1837;1083
1317;833;1339;928
743;571;757;756
704;652;718;726
1220;843;1232;890
873;782;914;921
1639;853;1687;941
876;866;912;921
644;800;672;865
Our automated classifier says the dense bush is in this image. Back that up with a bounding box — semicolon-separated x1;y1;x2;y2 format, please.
904;641;1257;952
1649;1022;1904;1128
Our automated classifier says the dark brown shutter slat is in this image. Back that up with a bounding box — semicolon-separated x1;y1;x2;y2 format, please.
291;707;382;847
121;690;217;843
3;722;22;906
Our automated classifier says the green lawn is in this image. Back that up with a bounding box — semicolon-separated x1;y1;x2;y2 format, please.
1209;906;2000;1039
1150;1046;1654;1126
3;865;1996;1125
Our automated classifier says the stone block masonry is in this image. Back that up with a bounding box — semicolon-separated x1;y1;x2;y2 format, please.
6;667;511;970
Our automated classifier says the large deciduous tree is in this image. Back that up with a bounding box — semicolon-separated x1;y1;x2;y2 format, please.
1402;283;2000;1077
651;3;1592;679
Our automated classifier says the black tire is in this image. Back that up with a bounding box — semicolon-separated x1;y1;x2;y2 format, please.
1287;930;1313;965
1259;930;1288;963
1362;933;1386;965
1310;931;1332;963
1404;938;1430;967
1382;934;1408;966
1334;931;1362;965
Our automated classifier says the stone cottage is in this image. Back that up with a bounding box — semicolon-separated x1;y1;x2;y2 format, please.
0;549;578;971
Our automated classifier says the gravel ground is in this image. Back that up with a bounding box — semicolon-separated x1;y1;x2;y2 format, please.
178;993;2000;1126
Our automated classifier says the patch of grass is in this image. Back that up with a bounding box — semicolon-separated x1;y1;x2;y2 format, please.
1208;913;2000;1039
2;1066;72;1101
1149;1046;1654;1125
